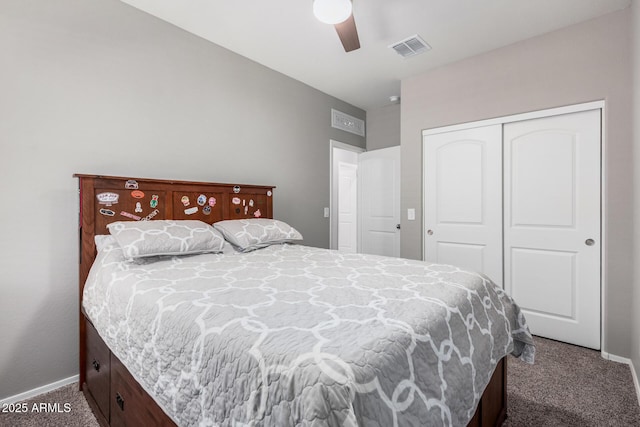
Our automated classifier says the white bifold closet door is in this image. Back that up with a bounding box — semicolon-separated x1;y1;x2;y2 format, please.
424;109;601;349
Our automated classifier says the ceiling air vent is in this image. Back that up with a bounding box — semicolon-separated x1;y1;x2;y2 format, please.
389;34;431;58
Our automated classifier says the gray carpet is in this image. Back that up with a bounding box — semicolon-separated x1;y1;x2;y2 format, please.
1;337;639;426
505;336;640;426
0;382;99;427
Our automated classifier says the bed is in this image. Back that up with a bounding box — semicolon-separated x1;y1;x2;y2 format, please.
75;174;534;427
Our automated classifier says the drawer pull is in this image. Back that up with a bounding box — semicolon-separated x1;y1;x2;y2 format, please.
115;392;125;411
92;359;100;372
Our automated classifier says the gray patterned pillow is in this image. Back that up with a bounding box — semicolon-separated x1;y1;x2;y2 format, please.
213;219;303;252
107;220;225;261
94;235;117;252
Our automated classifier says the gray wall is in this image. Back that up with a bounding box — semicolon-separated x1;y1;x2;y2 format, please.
366;104;401;150
400;10;633;357
0;0;364;400
632;0;640;387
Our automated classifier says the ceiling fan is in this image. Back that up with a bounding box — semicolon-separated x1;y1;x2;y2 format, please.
313;0;360;52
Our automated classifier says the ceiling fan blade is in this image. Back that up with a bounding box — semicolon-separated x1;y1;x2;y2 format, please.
334;14;360;52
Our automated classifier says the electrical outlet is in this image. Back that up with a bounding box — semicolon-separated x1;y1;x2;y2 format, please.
407;208;415;220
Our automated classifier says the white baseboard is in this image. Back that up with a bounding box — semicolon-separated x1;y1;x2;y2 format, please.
631;359;640;408
601;350;631;364
0;375;79;406
601;351;640;406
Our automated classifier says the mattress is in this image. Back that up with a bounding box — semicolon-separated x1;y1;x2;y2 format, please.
83;242;534;426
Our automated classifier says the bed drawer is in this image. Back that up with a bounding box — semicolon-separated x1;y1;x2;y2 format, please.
110;353;176;427
85;320;111;420
467;358;507;427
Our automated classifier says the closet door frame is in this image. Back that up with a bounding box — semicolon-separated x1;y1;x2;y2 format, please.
421;100;606;351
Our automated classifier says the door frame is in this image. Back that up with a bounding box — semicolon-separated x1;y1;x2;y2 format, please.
329;140;365;250
421;100;607;352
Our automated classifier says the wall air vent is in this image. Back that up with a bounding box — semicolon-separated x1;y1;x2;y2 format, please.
389;34;431;58
331;109;365;136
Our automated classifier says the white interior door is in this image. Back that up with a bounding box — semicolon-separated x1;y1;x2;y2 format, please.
359;146;401;257
338;162;358;253
504;110;601;349
423;125;503;287
330;142;364;250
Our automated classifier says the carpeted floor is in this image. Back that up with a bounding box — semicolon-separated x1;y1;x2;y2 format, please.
0;382;99;427
1;337;639;426
505;336;640;426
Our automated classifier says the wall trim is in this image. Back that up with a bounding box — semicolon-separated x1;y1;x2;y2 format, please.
421;100;605;136
601;351;631;364
632;360;640;407
0;375;79;406
601;352;640;407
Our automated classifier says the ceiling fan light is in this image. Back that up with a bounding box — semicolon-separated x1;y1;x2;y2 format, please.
313;0;352;25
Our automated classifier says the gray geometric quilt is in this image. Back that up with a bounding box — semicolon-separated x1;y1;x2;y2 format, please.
83;242;534;426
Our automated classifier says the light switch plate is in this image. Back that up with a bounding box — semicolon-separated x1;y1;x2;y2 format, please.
408;208;415;220
324;207;330;218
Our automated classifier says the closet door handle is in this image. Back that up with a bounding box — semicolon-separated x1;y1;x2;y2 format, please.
92;359;100;372
427;229;434;236
585;239;595;246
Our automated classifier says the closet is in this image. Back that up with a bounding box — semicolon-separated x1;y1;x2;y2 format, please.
423;105;602;349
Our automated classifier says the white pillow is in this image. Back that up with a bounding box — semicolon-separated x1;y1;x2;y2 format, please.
213;219;303;252
94;235;117;252
107;220;225;261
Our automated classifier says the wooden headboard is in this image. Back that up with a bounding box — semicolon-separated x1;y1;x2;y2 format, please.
74;174;274;385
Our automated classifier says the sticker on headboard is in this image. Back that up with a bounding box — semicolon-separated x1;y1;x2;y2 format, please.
254;209;262;218
208;197;217;207
131;190;145;199
181;196;190;206
150;195;159;208
232;197;241;205
99;208;115;217
125;180;139;190
120;211;141;220
203;206;211;215
135;202;142;213
249;199;254;207
184;207;198;215
141;209;159;221
97;192;119;206
197;194;207;206
267;190;272;197
233;185;241;194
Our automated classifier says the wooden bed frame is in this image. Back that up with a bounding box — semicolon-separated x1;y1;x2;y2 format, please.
75;174;506;427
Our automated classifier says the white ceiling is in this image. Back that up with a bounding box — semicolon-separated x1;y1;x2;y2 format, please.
120;0;630;111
